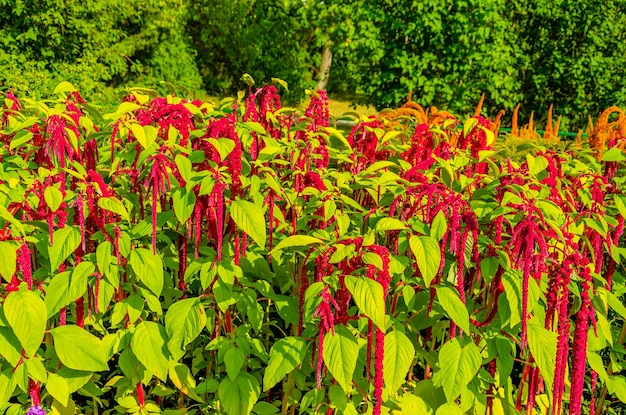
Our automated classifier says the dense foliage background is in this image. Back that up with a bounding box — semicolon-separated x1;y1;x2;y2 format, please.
1;0;625;130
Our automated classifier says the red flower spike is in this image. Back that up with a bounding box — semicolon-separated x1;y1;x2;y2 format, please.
17;243;33;290
569;265;593;415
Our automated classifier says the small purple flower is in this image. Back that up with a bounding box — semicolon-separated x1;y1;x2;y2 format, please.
26;405;46;415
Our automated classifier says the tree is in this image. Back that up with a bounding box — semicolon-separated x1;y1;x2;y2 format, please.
0;0;202;99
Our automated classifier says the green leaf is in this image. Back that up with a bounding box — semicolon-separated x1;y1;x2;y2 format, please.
97;196;130;221
401;395;431;414
45;262;93;317
131;321;170;382
607;375;626;403
374;217;407;232
436;286;470;334
430;210;448;241
44;186;63;212
0;327;22;366
602;147;626;162
0;368;16;405
0;241;17;282
9;130;33;150
5;290;47;357
207;138;236;161
270;235;323;253
432;338;481;402
225;348;245;381
605;290;626;320
384;331;415;393
54;82;77;95
165;298;207;361
322;325;359;393
462;118;478;138
435;403;464;415
169;363;204;402
527;319;556;394
46;373;70;407
172;187;196;225
175;154;193;184
263;337;307;391
51;325;108;372
219;372;260;415
129;248;164;297
587;351;608;382
409;235;441;287
230;199;266;249
344;275;386;330
49;226;81;271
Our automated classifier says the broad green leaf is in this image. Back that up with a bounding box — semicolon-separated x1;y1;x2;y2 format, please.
409;235;441;287
169;363;204;402
55;367;91;393
527;319;556;394
5;290;47;357
165;298;206;361
587;351;608;382
605;290;626;320
0;368;16;405
174;154;193;184
374;217;407;232
401;395;431;414
263;337;307;391
130;123;147;148
51;325;108;372
46;373;70;407
344;275;386;330
51;397;76;415
607;375;626;403
9;130;32;150
225;348;245;381
613;195;626;219
129;248;164;297
384;331;415;393
252;401;280;415
437;286;470;334
435;403;464;415
270;235;323;253
44;186;63;212
131;321;170;382
49;226;81;271
207;138;236;161
172;187;196;225
97;196;130;221
0;327;22;366
602;147;626;162
430;210;448;242
322;325;359;393
462;118;478;138
0;241;17;282
45;262;93;317
230;199;266;249
432;338;481;402
219;372;260;415
111;102;140;119
54;81;77;95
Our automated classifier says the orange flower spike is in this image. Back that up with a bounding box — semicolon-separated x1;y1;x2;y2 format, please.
575;130;583;149
553;116;562;140
528;112;535;139
512;103;521;137
474;93;486;117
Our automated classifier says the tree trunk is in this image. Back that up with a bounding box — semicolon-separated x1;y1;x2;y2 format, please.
316;40;333;91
